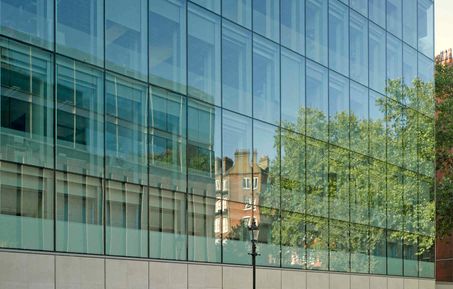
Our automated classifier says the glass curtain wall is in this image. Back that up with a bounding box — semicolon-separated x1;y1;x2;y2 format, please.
0;0;436;279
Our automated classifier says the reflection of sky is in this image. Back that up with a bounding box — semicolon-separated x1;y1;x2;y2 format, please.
436;0;453;54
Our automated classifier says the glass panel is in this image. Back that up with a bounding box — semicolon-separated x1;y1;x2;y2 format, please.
253;35;280;124
418;177;435;278
350;11;368;86
306;139;328;219
222;0;252;29
418;114;434;177
188;4;221;105
403;171;418;276
222;21;252;116
105;0;147;80
386;99;403;167
280;129;305;213
369;91;386;161
281;48;305;133
306;216;328;270
149;188;186;260
191;0;220;14
56;172;103;254
387;165;403;275
281;0;305;55
402;0;417;48
402;108;418;171
222;200;252;265
329;146;349;222
350;82;368;155
350;154;369;225
329;72;349;148
187;99;221;198
256;207;280;267
350;0;367;16
369;0;385;28
149;87;186;192
149;0;186;94
403;44;417;107
56;0;104;65
0;38;54;168
369;23;386;94
329;220;350;272
105;73;147;184
188;195;221;262
306;60;328;141
328;0;348;76
418;0;434;58
253;120;280;209
387;0;402;38
387;34;403;102
106;180;147;257
417;54;434;116
0;162;53;250
56;56;104;177
252;0;279;42
370;227;387;274
369;159;386;229
281;210;306;268
222;110;252;204
306;0;328;65
0;0;53;49
350;224;369;273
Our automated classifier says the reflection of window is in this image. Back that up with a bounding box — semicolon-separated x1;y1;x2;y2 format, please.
242;177;251;189
215;180;221;191
222;180;228;191
253;177;259;189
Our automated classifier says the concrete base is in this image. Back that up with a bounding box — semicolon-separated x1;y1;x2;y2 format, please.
0;251;436;289
437;282;453;289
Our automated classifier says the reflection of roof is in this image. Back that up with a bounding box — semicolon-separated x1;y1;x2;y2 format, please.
220;150;269;176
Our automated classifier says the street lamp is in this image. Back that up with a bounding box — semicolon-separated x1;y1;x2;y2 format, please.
248;219;260;289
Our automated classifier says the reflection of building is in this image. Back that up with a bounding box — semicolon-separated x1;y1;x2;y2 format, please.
436;48;453;66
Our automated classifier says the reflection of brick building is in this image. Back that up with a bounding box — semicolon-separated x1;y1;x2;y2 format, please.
214;150;269;239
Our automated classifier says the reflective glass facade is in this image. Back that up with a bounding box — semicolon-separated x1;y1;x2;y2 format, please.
0;0;434;278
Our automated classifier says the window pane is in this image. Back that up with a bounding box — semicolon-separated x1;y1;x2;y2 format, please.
105;73;147;184
329;0;348;76
386;99;403;167
306;0;327;65
252;0;279;42
56;0;104;65
350;82;368;155
403;171;418;277
281;211;305;268
402;108;418;171
281;49;305;133
419;177;435;278
0;162;53;250
149;87;186;192
188;195;221;262
222;21;252;116
306;61;328;141
418;0;434;58
56;56;104;177
188;99;221;198
281;0;305;54
256;207;280;267
370;227;387;274
253;35;280;124
0;0;53;49
403;44;417;107
222;110;252;204
222;0;251;29
281;129;305;214
56;172;103;254
350;154;369;225
106;181;148;257
149;188;186;260
387;34;403;102
329;220;350;272
369;0;385;28
350;224;369;273
418;54;434;116
369;91;386;161
369;23;386;94
106;0;147;80
350;0;367;16
222;200;252;265
387;165;403;275
0;38;54;168
188;4;221;105
191;0;220;13
402;0;417;48
418;114;434;178
253;121;280;209
306;216;328;270
329;146;349;222
387;0;402;38
350;11;368;85
329;72;349;148
149;0;186;94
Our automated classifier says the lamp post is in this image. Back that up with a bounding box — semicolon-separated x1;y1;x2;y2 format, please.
248;219;259;289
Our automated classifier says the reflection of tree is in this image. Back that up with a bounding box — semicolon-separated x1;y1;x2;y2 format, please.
259;76;436;271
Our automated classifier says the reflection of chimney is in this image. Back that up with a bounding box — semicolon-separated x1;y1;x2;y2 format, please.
234;150;250;169
259;156;269;170
223;157;233;173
